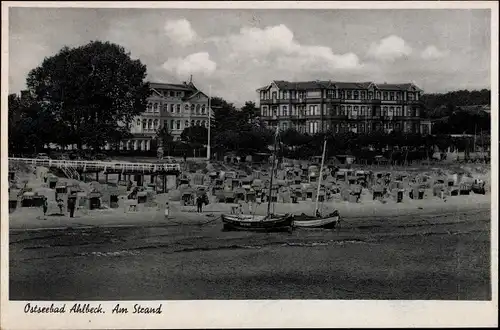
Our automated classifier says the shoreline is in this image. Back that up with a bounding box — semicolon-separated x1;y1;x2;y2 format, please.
9;193;491;231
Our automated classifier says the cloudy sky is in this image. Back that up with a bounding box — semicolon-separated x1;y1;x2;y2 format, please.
9;6;491;105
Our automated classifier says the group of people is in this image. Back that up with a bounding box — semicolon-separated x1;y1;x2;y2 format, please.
40;194;77;218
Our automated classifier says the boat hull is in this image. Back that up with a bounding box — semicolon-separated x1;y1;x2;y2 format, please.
221;214;293;232
292;215;340;229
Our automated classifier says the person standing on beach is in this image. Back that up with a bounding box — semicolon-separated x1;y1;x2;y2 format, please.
164;201;170;219
196;195;203;213
42;196;48;217
67;195;76;218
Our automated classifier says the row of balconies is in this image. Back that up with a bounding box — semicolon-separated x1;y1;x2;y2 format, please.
260;98;422;105
263;114;420;120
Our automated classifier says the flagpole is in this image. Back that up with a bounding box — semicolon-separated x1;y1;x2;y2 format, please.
207;85;211;161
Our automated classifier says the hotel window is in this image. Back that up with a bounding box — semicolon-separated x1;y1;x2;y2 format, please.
170;91;175;97
202;104;206;114
376;91;381;99
327;90;335;98
154;103;159;112
396;92;401;100
142;120;147;130
360;123;365;133
163;120;168;128
396;107;402;116
389;107;394;116
361;106;366;116
390;92;395;101
191;120;195;127
340;105;346;115
383;107;388;116
170;104;174;112
395;123;401;131
283;122;288;130
273;108;278;117
185;120;189;128
202;120;206;127
353;91;359;99
283;106;288;116
184;104;189;112
406;107;412;117
408;92;414;101
191;104;195;114
136;119;141;126
368;91;373;99
283;91;288;99
196;105;201;114
383;92;388;100
176;120;181;130
176;104;181;113
196;120;200;126
361;91;366;99
154;119;159;129
272;91;277;99
262;107;267;117
347;106;352;117
347;91;352;99
170;120;174;130
353;106;359;117
177;92;182;97
148;119;153;130
147;103;152;112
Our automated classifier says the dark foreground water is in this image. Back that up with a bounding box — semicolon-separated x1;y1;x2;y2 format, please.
10;209;491;300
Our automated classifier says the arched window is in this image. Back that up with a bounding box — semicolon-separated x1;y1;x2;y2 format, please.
191;104;195;114
201;120;206;127
176;120;181;130
137;119;141;126
185;120;189;128
201;104;206;114
154;119;159;129
195;120;200;126
176;104;181;113
147;103;152;112
191;120;195;127
148;119;153;130
184;104;189;111
196;104;201;114
143;120;147;129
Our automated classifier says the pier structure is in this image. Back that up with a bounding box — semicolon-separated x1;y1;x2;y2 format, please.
8;158;181;192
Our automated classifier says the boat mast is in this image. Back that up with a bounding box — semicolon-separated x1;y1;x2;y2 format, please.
267;127;279;216
314;137;327;215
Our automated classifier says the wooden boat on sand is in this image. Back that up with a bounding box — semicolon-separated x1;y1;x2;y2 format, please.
222;213;293;232
292;210;340;229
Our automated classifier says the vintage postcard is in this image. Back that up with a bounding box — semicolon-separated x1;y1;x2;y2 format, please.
1;1;498;329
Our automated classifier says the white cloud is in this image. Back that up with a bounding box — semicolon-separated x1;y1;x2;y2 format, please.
367;35;412;62
421;45;449;60
162;52;216;78
164;19;198;47
210;24;361;71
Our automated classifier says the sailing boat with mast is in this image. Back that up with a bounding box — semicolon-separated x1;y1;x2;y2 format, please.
221;127;293;232
292;137;341;229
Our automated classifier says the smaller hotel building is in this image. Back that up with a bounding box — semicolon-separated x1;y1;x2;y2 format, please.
257;80;431;135
115;81;211;151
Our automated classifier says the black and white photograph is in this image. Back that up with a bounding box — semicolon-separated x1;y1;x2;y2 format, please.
1;1;498;328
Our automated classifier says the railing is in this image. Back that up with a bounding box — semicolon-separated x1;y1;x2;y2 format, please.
8;158;181;173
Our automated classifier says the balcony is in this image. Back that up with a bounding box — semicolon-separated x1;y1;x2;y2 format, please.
260;98;291;105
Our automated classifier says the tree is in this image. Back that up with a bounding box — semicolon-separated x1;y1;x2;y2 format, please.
156;125;174;155
240;101;259;122
26;41;151;151
180;125;208;147
8;92;62;154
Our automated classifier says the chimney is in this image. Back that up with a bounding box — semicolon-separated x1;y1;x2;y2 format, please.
189;75;193;84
